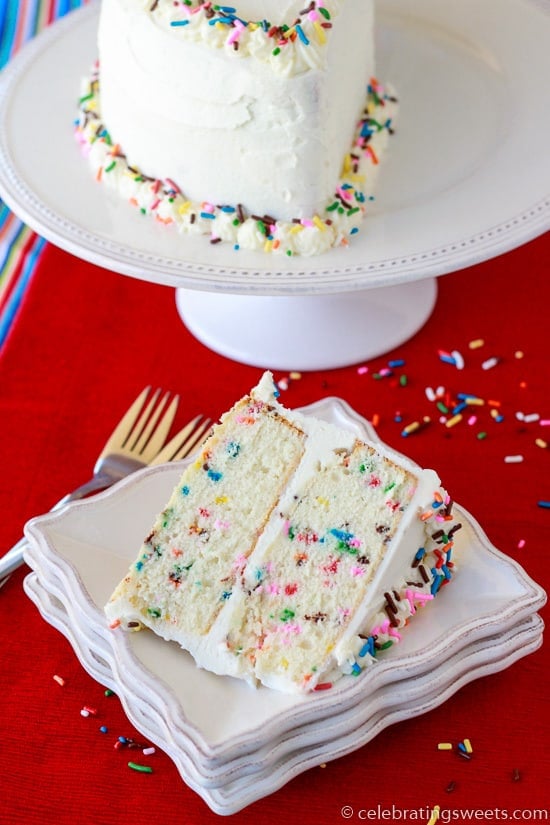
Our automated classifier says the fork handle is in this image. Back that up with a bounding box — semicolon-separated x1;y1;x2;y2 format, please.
0;473;114;581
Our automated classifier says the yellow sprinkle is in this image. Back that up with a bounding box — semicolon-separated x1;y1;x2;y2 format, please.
289;371;302;380
464;738;473;753
343;154;352;174
464;397;485;406
178;201;192;215
193;458;202;469
215;496;229;504
325;644;334;654
264;240;273;253
290;224;304;234
490;408;500;419
316;496;330;508
437;743;453;751
313;215;327;232
536;438;547;449
319;763;327;769
468;338;484;349
428;806;441;825
514;350;524;359
281;658;289;670
313;20;327;44
445;413;463;428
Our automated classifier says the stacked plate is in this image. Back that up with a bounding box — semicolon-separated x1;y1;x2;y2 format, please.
23;399;546;815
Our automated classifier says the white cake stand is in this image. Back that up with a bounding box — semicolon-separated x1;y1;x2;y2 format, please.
1;1;550;369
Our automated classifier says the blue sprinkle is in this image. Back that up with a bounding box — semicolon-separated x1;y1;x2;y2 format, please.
226;441;240;458
415;548;426;560
430;569;443;595
170;20;190;26
350;227;359;235
207;469;223;482
295;23;309;44
358;637;375;658
135;561;144;572
388;359;405;368
181;485;190;496
329;528;354;543
99;726;108;734
200;211;216;220
439;354;457;366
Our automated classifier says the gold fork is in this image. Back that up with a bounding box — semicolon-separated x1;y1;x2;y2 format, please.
0;387;212;584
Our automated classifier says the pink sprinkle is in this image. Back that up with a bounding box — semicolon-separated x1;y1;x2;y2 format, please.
468;415;477;425
337;186;352;202
405;589;416;614
227;19;245;44
413;592;434;605
232;554;247;569
517;539;526;549
165;178;181;193
53;674;66;686
357;365;369;375
350;566;365;577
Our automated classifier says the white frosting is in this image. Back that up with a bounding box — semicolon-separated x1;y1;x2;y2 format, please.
97;0;375;221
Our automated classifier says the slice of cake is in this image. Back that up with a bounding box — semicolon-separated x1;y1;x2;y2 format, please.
105;373;462;694
75;0;397;256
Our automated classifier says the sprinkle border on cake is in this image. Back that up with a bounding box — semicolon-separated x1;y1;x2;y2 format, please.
75;64;397;257
149;0;345;76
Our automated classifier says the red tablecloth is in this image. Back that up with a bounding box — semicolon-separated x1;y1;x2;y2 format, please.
0;235;549;824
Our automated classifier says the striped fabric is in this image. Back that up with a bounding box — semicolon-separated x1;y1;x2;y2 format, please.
0;0;90;347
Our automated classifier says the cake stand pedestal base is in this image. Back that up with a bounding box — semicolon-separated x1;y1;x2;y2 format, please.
175;277;437;371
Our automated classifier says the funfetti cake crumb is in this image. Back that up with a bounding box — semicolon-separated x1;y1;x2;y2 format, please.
105;372;462;694
75;0;397;257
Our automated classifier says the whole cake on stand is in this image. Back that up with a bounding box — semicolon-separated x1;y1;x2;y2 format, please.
79;0;397;258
